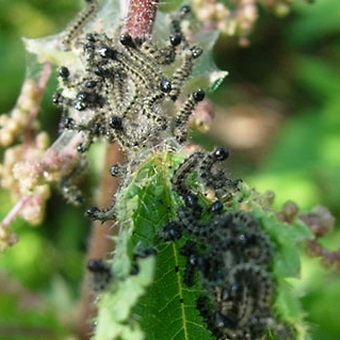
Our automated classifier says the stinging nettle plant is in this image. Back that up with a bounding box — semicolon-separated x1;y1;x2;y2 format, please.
0;0;339;339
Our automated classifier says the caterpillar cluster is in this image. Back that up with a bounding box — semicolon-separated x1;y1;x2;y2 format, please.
54;4;205;155
160;147;293;339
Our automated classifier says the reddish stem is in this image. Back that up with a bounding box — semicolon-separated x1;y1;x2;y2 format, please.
124;0;159;38
77;142;123;339
1;197;31;229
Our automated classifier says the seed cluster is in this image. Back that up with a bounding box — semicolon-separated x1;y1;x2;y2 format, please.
161;147;293;339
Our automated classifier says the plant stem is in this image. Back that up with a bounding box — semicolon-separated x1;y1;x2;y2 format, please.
124;0;159;38
77;142;123;340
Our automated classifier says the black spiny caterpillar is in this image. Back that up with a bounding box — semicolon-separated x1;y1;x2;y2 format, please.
54;5;206;154
54;5;209;219
161;148;294;339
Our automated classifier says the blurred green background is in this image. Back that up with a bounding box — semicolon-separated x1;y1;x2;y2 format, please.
0;0;340;338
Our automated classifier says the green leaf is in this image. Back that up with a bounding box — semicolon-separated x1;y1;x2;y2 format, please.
125;151;213;339
94;255;155;340
94;151;213;339
94;151;313;339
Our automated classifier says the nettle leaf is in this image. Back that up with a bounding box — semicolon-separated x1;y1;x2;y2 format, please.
128;151;213;339
132;241;212;339
94;150;213;339
94;256;155;340
94;151;312;339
